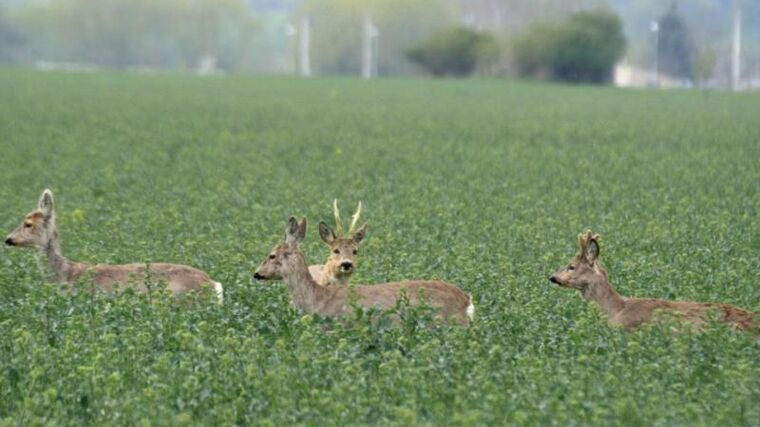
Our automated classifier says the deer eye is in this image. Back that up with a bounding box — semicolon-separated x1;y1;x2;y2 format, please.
24;222;33;228
352;250;358;255
333;249;340;254
568;265;575;271
268;254;276;260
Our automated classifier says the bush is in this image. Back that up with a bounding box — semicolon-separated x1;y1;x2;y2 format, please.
406;27;500;77
513;9;626;84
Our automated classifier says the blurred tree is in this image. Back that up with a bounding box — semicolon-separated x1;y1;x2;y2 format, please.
405;26;500;77
12;0;258;72
0;6;24;63
513;9;626;83
693;48;716;85
455;0;609;37
4;0;758;79
301;0;456;76
657;2;695;80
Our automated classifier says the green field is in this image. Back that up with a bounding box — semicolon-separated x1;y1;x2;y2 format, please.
1;69;759;426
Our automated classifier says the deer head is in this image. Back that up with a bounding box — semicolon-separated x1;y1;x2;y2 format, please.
549;231;606;292
318;200;367;279
5;189;57;250
253;217;307;281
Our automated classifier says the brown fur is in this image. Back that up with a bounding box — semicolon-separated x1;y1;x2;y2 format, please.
550;231;756;332
308;201;367;287
309;235;364;287
255;217;473;324
5;189;222;301
59;262;217;295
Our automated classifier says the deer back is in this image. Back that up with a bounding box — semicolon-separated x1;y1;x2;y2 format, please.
327;281;472;324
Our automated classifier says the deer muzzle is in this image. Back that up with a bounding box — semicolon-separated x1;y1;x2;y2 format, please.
339;261;353;272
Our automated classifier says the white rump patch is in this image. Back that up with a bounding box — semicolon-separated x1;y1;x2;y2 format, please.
213;281;224;304
466;295;475;321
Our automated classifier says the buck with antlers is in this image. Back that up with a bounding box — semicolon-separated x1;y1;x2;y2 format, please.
254;217;474;324
550;231;756;332
5;189;223;302
308;200;367;287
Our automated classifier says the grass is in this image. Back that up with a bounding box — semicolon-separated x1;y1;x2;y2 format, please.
0;68;759;426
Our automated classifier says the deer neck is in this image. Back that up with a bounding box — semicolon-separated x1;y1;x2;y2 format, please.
582;269;625;317
320;260;348;287
38;228;72;283
319;260;338;286
283;253;333;313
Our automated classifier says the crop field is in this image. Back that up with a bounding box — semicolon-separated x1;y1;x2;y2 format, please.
0;68;759;426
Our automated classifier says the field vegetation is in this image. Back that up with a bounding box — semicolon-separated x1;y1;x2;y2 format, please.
0;69;759;425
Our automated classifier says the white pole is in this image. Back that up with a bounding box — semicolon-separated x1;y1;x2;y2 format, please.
299;15;311;77
361;13;373;79
650;21;659;88
731;0;742;91
371;24;379;78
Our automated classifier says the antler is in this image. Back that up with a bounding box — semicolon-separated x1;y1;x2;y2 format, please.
332;199;363;237
348;201;362;235
333;199;344;236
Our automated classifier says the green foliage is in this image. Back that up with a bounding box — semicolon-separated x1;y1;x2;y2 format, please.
405;26;501;77
1;69;759;425
513;9;626;83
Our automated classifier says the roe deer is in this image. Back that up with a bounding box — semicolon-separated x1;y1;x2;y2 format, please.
308;200;367;287
254;217;474;324
5;189;223;302
549;231;756;332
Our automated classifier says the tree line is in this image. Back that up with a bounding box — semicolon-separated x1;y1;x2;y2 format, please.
0;0;748;84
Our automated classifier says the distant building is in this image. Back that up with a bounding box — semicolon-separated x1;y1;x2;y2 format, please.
614;60;692;89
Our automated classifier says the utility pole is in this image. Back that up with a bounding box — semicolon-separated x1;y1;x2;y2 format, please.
361;13;378;79
298;15;311;77
650;21;660;88
731;0;742;91
371;24;379;78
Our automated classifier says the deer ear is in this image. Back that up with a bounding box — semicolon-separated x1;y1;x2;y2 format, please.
352;223;368;243
297;217;307;242
284;217;300;245
585;238;600;264
38;189;54;221
318;221;335;244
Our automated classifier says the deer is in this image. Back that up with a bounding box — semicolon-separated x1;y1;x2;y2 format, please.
308;200;367;287
549;231;756;333
254;217;474;324
4;189;223;303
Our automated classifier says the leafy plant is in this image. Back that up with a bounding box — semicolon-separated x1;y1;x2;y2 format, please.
0;69;758;425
